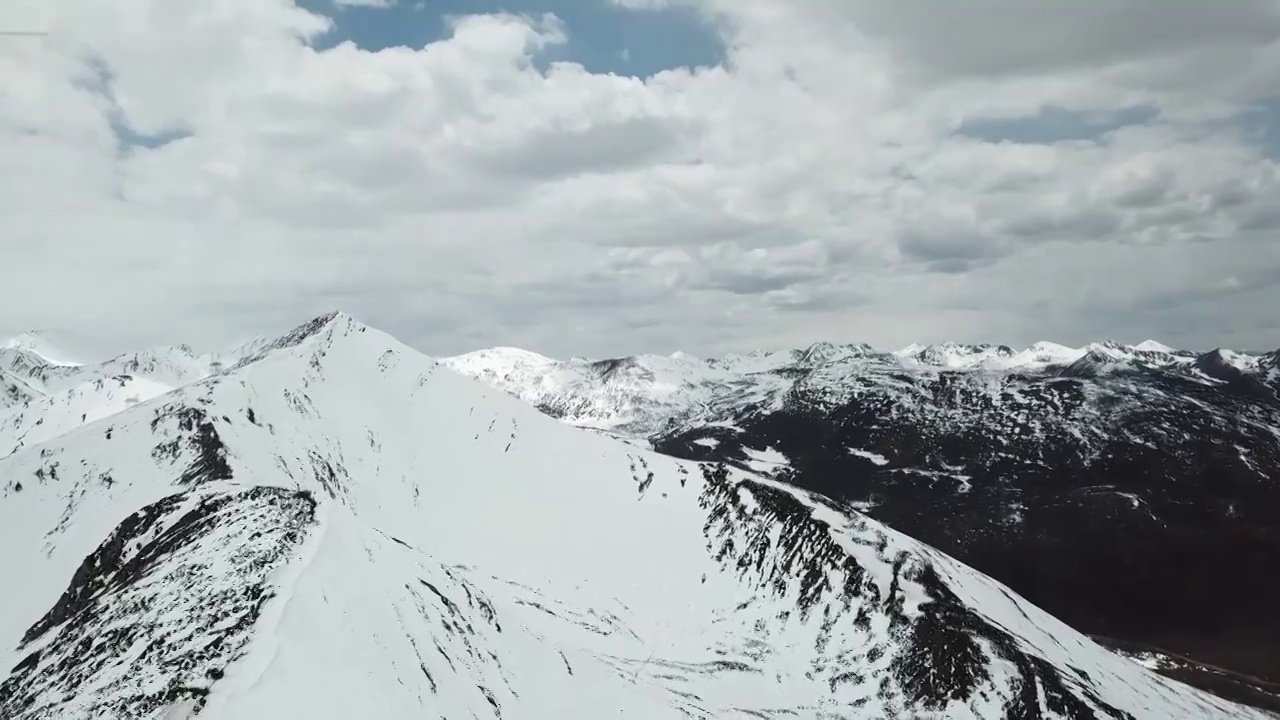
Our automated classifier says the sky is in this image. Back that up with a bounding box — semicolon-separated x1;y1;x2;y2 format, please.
2;0;1279;360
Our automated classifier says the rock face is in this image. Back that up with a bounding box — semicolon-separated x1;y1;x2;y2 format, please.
0;488;315;719
0;317;1269;718
444;339;1280;700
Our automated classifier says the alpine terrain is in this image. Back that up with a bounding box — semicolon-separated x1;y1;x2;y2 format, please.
443;339;1280;711
0;314;1273;719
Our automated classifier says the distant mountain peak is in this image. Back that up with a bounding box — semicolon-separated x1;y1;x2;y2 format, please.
1;330;85;367
893;341;1018;370
451;346;557;367
796;341;874;365
1057;347;1133;378
1028;340;1075;353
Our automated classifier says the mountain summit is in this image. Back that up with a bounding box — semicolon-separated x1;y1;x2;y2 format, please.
0;315;1270;718
1;330;87;368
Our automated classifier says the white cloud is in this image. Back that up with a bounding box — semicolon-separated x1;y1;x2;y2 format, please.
0;0;51;34
2;0;1279;358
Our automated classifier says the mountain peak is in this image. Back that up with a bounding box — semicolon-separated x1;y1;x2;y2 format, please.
893;342;1016;370
1;330;85;367
443;347;558;377
796;341;873;365
1196;347;1260;373
256;311;367;355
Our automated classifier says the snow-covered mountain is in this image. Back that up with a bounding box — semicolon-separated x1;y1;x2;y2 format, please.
1;331;88;369
444;338;1280;710
0;315;1268;719
442;339;1280;435
0;334;282;453
441;346;795;434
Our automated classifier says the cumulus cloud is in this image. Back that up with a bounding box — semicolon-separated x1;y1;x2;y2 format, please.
1;0;1278;360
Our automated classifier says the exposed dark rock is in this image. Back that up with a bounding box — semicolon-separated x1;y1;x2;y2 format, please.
694;463;1145;716
655;362;1280;687
0;487;315;719
150;405;233;487
266;311;343;352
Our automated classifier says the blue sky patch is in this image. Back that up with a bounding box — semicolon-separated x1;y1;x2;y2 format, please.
75;56;191;155
297;0;725;77
1239;95;1280;158
110;123;192;152
957;105;1159;145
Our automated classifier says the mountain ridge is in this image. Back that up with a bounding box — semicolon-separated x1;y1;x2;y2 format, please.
440;338;1280;434
443;334;1280;706
0;312;1270;718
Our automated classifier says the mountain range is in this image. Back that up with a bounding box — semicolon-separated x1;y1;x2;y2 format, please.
442;337;1280;712
0;315;1274;718
442;340;1279;434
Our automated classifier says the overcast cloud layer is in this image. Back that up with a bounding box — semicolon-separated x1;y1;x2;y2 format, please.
2;0;1279;360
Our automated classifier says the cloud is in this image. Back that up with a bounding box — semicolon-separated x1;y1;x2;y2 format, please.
0;0;51;34
814;1;1280;79
1;0;1279;359
706;1;1280;103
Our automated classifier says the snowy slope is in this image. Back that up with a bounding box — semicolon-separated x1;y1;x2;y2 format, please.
0;313;1267;719
0;375;173;457
0;369;39;411
0;332;280;458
